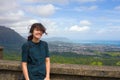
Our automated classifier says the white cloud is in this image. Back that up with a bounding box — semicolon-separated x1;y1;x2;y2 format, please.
40;19;59;32
23;0;69;4
9;19;39;37
26;4;57;17
0;10;26;25
114;6;120;10
0;0;26;25
11;19;38;28
6;10;25;19
69;25;90;32
0;0;18;12
75;5;98;11
65;20;91;32
80;20;92;26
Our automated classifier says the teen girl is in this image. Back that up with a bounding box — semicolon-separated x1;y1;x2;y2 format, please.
21;23;50;80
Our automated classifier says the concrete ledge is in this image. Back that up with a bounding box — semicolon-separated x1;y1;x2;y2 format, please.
0;60;120;80
51;63;120;78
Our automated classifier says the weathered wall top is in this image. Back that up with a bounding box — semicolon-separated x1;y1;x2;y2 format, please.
0;60;120;78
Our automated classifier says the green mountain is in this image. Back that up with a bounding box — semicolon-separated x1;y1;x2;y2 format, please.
0;26;26;53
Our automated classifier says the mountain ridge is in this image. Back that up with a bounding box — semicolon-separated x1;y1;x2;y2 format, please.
0;26;26;53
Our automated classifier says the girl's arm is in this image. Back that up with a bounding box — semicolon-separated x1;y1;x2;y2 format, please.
45;57;50;80
21;62;30;80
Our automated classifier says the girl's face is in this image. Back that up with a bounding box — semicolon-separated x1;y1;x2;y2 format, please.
32;28;43;39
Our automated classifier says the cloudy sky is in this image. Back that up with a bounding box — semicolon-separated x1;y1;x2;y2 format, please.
0;0;120;40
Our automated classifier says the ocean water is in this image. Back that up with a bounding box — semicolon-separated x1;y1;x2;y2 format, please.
72;40;120;46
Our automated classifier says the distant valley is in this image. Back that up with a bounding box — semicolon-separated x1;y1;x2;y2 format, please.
0;25;120;56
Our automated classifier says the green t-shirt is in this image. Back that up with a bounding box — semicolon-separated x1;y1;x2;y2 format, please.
21;40;50;80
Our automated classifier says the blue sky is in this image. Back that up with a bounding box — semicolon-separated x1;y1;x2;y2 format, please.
0;0;120;40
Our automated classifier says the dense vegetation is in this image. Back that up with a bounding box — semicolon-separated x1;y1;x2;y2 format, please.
3;51;120;66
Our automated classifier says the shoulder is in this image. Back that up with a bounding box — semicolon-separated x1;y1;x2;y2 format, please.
40;40;48;46
22;41;30;48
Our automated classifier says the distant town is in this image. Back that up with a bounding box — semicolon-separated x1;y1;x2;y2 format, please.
48;41;120;55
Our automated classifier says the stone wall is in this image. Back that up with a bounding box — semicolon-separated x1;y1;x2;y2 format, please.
0;47;3;59
0;60;120;80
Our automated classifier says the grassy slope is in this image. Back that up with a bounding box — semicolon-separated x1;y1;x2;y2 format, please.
3;51;120;66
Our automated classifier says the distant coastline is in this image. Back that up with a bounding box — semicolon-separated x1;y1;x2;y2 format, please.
71;40;120;46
